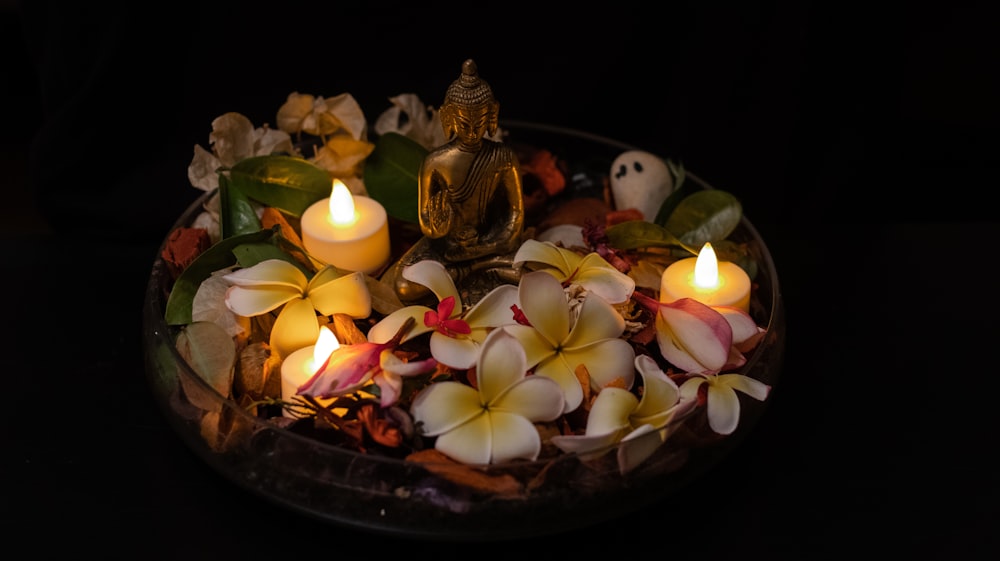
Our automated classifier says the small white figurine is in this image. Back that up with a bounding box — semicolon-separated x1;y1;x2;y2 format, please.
609;150;673;222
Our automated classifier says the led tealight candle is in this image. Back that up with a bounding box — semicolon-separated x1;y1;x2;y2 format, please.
659;242;751;312
301;179;391;274
280;326;340;418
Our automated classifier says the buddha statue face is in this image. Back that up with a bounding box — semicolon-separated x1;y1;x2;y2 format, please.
447;103;495;145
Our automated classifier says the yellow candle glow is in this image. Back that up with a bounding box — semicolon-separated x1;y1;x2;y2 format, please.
280;326;340;418
659;242;751;311
301;179;391;274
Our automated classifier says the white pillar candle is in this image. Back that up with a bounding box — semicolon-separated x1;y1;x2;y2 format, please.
660;242;751;312
301;179;391;274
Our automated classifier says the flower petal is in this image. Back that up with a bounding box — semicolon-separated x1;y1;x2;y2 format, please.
187;144;222;191
377;352;438;407
491;376;564;422
368;306;433;344
679;376;707;402
550;430;624;458
518;271;570;344
276;92;315;133
270;298;319;359
655;299;732;373
513;239;580;278
584;387;637;435
374;371;403;407
475;329;528;402
307;269;372;318
463;284;519;329
224;284;301;316
486;411;543;463
714;305;765;345
381;350;438;378
571;253;636;304
429;332;478;370
321;93;368;141
209;112;256;166
706;382;741;435
563;291;627;346
433;413;492;465
560;338;635;391
533;354;585;413
410;381;482;436
402;260;461;308
617;424;666;473
224;259;308;290
503;324;556;367
719;373;771;401
299;341;386;397
632;355;681;419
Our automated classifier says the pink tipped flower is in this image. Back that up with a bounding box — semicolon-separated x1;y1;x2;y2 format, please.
298;317;436;406
632;291;765;374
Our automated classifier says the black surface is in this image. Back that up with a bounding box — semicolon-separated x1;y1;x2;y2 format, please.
5;2;998;558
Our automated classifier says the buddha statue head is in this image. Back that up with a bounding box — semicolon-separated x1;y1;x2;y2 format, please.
439;59;500;142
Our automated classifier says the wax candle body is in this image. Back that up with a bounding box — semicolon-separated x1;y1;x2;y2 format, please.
301;195;390;274
659;249;751;312
280;345;334;418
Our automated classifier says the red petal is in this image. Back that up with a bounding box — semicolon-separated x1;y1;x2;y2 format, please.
423;309;440;328
437;295;457;318
441;318;472;335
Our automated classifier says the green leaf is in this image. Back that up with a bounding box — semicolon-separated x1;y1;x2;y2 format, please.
219;174;262;239
164;227;278;325
664;190;743;247
711;239;759;281
605;220;699;254
232;241;311;277
228;155;332;217
363;132;428;224
652;159;690;225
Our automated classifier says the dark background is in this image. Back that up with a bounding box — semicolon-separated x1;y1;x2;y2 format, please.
4;1;998;558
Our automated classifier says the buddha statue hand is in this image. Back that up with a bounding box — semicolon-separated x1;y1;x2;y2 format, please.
424;191;453;238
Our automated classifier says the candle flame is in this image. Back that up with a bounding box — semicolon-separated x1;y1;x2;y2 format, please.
311;325;340;374
693;242;720;289
328;179;357;226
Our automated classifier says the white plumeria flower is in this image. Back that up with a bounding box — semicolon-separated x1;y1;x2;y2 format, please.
513;239;635;305
222;259;371;359
410;329;564;465
367;260;519;370
679;371;771;435
187;112;294;191
551;354;697;473
503;270;636;413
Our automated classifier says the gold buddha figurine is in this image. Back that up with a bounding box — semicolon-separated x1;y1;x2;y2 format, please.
384;59;525;302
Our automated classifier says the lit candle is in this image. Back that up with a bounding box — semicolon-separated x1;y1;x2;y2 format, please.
300;179;391;274
659;242;751;312
280;326;340;418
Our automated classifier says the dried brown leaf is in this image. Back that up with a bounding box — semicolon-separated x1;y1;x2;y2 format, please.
574;363;592;410
406;449;524;498
235;341;270;397
356;403;403;447
331;313;368;345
